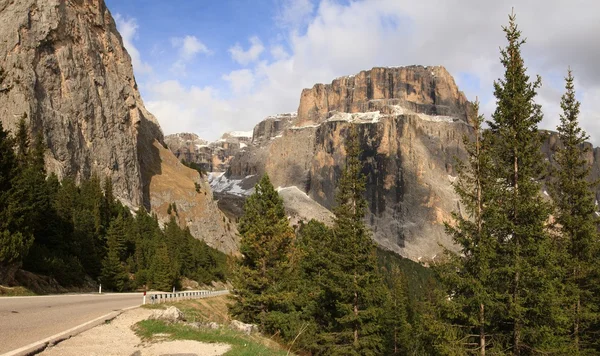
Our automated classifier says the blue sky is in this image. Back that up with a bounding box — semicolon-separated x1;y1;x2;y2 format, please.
105;0;600;143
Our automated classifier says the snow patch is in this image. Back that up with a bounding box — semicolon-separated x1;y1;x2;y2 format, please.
276;186;311;199
228;130;253;138
448;175;458;183
239;143;247;148
326;111;381;124
290;124;321;130
208;172;253;197
417;113;455;123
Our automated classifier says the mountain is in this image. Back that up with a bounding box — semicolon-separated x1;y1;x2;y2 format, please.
165;131;252;173
0;0;237;253
188;66;474;260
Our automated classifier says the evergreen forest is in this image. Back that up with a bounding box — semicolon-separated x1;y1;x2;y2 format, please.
228;12;600;355
0;118;228;292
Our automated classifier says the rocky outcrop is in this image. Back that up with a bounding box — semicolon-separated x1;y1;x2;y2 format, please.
252;112;295;143
0;0;237;253
166;131;252;173
211;66;472;260
297;66;471;126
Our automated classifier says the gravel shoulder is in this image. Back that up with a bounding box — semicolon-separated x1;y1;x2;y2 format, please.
39;307;231;356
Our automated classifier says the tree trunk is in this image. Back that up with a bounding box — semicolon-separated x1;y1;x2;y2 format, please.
480;303;486;356
354;272;359;345
574;268;580;353
513;138;521;356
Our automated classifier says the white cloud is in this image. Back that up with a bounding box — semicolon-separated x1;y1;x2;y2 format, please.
170;35;210;75
270;45;290;60
275;0;314;30
229;36;265;66
171;35;210;60
129;1;600;145
222;69;255;94
144;80;237;137
114;14;152;75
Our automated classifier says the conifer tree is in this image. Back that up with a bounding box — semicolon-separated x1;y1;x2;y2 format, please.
549;69;600;354
101;215;129;291
320;125;387;355
486;11;563;353
0;121;31;281
383;265;411;355
151;241;177;292
441;101;499;355
230;174;295;326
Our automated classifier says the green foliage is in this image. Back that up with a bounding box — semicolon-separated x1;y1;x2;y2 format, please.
230;174;295;326
0;120;228;289
101;215;130;292
549;69;600;354
313;125;387;355
485;12;565;354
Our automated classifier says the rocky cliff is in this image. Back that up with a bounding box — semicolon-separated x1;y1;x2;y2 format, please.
0;0;237;253
210;66;473;260
165;131;252;173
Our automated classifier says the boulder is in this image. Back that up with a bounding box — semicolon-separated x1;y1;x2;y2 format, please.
229;320;257;335
150;306;185;322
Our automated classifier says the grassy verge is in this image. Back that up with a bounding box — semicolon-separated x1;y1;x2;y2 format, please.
136;296;290;356
0;285;36;296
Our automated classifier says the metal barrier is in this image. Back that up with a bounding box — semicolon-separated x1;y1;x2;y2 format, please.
148;289;229;304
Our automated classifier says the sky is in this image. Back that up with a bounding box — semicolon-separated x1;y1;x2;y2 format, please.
105;0;600;143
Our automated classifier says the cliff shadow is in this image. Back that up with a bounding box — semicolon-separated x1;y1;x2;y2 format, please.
136;112;163;211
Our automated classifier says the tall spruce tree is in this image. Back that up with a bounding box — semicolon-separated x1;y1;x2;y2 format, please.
549;69;600;354
230;174;295;326
487;11;563;354
320;124;387;355
100;215;129;291
441;101;499;355
0;120;30;282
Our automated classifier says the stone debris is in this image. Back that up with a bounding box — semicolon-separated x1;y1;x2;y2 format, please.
149;306;185;322
229;320;257;335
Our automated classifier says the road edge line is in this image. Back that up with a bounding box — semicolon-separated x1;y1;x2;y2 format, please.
2;305;139;356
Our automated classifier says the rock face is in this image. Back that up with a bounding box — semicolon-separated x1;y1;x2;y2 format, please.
150;306;185;322
166;131;252;173
297;66;470;126
0;0;237;253
210;66;472;260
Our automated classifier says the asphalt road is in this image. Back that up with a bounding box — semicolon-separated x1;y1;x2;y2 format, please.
0;293;145;355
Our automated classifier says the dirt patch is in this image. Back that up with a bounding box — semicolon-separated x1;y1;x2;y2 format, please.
140;340;230;356
39;308;230;356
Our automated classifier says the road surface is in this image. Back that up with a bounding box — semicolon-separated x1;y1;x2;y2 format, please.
0;292;145;355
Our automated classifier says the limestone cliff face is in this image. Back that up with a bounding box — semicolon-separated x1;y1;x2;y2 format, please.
214;66;472;260
0;0;237;253
165;131;252;173
297;66;470;126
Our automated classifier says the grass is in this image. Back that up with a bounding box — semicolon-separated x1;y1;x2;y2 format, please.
0;285;36;296
136;296;291;356
135;320;289;356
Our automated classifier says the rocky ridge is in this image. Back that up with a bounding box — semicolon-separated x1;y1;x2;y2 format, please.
165;131;252;173
0;0;237;253
203;66;473;260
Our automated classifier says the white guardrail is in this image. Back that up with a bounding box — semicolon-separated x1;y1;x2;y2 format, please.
147;290;229;304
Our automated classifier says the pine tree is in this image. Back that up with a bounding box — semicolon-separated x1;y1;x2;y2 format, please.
100;216;129;291
440;101;500;355
320;124;387;355
549;69;600;354
151;241;177;292
229;174;295;327
487;11;563;354
0;121;31;281
383;265;411;355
